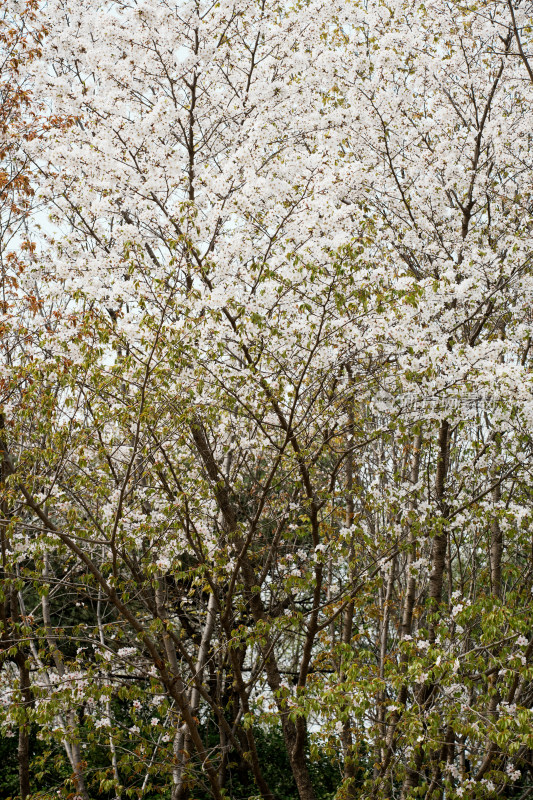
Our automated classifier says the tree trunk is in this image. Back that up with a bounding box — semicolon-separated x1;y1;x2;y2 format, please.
401;422;449;800
17;654;31;800
191;420;317;800
428;420;450;643
490;479;502;600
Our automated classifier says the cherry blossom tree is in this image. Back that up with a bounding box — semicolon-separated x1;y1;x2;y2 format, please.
1;0;533;799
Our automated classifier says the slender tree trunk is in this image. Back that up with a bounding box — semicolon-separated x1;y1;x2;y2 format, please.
341;387;357;793
476;446;504;780
401;422;449;800
378;558;396;760
490;479;502;600
401;433;422;641
97;585;122;798
16;654;31;800
173;590;217;800
379;433;422;791
428;420;450;642
219;616;276;800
